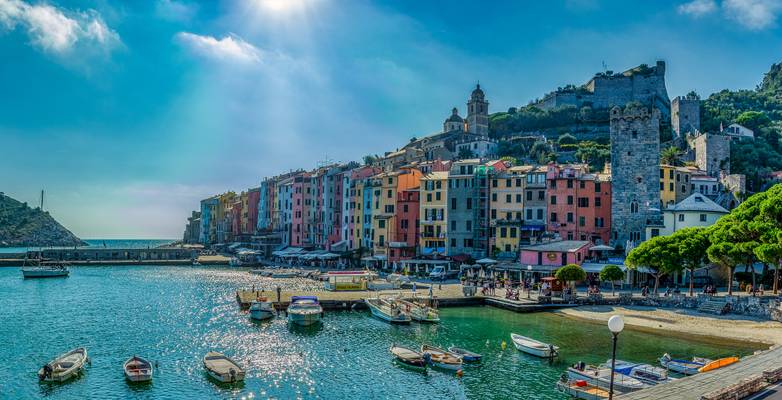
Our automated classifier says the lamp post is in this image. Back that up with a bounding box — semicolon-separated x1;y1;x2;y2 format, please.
527;265;532;299
607;315;625;400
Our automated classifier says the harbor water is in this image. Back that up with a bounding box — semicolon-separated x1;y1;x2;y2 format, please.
0;265;761;399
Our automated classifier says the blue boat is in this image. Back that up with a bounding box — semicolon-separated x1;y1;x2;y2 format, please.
448;347;482;362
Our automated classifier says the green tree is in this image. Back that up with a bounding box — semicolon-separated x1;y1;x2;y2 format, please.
672;227;710;296
626;235;682;294
755;239;782;294
735;111;771;132
660;146;683;166
557;133;577;146
555;263;587;294
706;241;742;295
598;264;624;296
363;154;377;165
758;184;782;293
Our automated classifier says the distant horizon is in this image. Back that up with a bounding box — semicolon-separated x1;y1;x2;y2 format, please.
3;0;782;238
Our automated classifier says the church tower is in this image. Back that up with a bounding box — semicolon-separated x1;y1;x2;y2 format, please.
466;84;489;136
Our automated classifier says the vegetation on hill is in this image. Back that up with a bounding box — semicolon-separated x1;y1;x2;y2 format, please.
488;105;610;138
0;193;86;248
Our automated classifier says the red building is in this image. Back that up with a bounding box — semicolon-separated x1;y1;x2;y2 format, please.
291;173;312;247
246;187;260;235
546;164;611;244
389;188;420;263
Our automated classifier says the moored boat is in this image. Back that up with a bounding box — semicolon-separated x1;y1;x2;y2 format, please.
659;353;710;375
448;347;482;362
287;296;323;326
698;356;739;372
123;355;153;382
556;379;609;400
398;299;440;323
510;333;559;358
22;262;69;279
249;297;275;321
567;362;648;393
249;269;265;275
603;359;674;385
38;347;88;382
203;351;245;383
390;345;427;372
365;297;411;324
421;344;463;371
272;269;298;278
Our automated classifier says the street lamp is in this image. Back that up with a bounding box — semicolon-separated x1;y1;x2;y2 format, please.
527;265;532;299
607;315;625;400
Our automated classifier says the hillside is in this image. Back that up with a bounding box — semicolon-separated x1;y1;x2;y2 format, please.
0;193;86;248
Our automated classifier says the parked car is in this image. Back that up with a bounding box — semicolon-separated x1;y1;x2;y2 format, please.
429;266;446;280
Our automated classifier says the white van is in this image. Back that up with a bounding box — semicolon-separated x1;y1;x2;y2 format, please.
429;266;446;280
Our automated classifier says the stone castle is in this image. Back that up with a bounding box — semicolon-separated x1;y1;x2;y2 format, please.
538;61;671;119
610;105;661;248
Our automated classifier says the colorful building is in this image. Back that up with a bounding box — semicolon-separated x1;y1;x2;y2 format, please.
198;196;218;244
546;164;611;245
659;165;691;209
447;159;483;258
371;168;422;265
291;173;313;247
519;240;591;269
419;171;449;256
646;193;728;238
390;188;420;262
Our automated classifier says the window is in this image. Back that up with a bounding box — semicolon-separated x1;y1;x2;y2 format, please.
403;204;408;212
526;209;533;219
506;212;512;220
669;182;674;191
516;178;522;187
379;235;385;247
550;180;557;188
451;198;457;209
660;169;664;179
435;181;442;189
700;214;707;222
500;227;507;238
427;193;432;202
492;193;497;202
506;194;512;203
595;197;601;207
435;192;441;201
651;228;659;237
550;212;558;222
464;238;473;248
669;170;674;179
451;221;456;231
631;201;638;213
492;179;498;188
466;220;472;231
660;182;664;191
595;182;601;192
550;195;557;205
578;197;589;207
467;198;472;209
510;228;517;238
567;179;573;188
450;238;456;247
516;194;522;203
537;209;543;220
595;217;604;227
579;180;585;189
387;189;392;198
579;216;585;227
491;209;497;219
567;196;573;205
538;191;544;200
526;191;532;201
678;214;685;222
379;219;386;229
567;212;574;223
401;219;408;229
632;130;638;139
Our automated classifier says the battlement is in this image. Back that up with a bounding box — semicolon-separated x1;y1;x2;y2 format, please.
609;104;660;121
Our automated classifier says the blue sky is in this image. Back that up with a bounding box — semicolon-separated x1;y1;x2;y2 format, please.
1;0;781;238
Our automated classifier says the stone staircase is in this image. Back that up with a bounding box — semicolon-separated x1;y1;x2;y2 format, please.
698;299;730;315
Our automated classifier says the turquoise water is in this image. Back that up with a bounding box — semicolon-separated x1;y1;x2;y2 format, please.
0;239;176;254
0;266;760;399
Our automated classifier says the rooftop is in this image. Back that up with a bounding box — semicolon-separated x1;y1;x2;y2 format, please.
519;240;591;253
667;193;729;213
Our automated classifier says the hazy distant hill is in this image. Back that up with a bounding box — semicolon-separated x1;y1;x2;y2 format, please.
0;193;86;248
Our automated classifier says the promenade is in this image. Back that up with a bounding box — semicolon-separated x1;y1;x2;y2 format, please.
618;345;782;400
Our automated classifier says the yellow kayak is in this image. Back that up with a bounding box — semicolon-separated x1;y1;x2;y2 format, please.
698;357;739;372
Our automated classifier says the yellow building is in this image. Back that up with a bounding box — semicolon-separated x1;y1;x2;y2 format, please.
371;168;422;263
351;179;366;250
489;166;531;254
659;165;692;209
419;171;449;256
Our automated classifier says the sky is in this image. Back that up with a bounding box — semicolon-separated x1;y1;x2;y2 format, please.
1;0;782;239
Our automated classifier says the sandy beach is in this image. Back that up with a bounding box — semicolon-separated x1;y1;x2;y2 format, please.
557;305;782;346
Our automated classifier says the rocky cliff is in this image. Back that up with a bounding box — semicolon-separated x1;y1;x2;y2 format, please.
0;193;86;247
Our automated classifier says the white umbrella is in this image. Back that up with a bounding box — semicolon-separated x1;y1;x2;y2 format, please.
478;268;485;279
504;270;509;281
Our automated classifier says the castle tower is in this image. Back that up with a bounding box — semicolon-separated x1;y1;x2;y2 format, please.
690;132;731;177
466;84;489;136
671;95;700;137
610;105;661;247
443;107;465;133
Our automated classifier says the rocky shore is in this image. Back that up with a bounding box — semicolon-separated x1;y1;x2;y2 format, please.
0;193;86;248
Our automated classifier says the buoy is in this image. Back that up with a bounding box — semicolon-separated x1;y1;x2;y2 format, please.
501;341;507;350
456;369;463;378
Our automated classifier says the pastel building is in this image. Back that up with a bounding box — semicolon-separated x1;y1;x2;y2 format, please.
390;188;420;262
291;173;313;247
371;168;422;265
546;164;611;245
646;193;728;238
659;165;691;209
276;176;294;247
199;196;219;244
519;240;591;270
447;159;483;258
419;171;449;256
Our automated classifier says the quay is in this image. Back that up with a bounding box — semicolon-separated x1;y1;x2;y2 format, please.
618;345;782;400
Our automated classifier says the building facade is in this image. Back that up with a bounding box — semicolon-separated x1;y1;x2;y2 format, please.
547;164;612;245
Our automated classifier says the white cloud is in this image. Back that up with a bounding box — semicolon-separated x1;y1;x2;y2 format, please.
0;0;120;54
175;32;262;64
723;0;782;30
155;0;197;22
677;0;718;17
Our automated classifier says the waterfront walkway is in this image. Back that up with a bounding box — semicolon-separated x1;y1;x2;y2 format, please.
618;345;782;400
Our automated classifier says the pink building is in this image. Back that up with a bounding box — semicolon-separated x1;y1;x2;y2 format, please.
231;201;242;238
390;188;419;263
519;240;591;267
327;170;346;249
291;172;312;247
246;187;260;235
546;164;612;245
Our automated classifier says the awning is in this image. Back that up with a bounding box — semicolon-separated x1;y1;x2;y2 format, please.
520;225;545;231
476;258;497;264
330;240;348;252
581;262;627;274
318;253;340;260
451;254;471;262
589;245;615;251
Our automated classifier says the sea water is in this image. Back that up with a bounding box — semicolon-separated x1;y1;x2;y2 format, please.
0;265;760;399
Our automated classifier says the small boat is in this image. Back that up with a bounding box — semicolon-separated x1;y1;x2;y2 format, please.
390;345;427;372
448;347;482;362
398;299;440;323
604;360;674;385
556;379;609;400
365;297;411;324
287;296;323;326
249;269;265;275
22;263;69;278
568;363;647;393
659;353;711;375
698;356;739;372
249;297;275;321
421;344;463;371
123;355;153;382
38;347;88;382
203;351;245;383
272;270;298;278
510;333;559;358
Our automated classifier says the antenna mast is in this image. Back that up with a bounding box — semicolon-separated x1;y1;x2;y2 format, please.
40;189;44;211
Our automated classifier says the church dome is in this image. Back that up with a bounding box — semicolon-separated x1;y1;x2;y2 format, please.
471;84;484;99
445;107;463;122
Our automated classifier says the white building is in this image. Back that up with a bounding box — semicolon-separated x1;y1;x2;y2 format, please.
722;123;754;139
647;193;728;238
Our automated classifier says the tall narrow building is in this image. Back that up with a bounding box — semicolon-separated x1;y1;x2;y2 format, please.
610;105;661;248
466;84;489;136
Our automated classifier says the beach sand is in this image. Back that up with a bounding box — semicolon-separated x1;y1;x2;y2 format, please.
556;305;782;346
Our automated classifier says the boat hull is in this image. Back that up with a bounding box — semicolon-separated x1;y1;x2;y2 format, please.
448;347;481;363
556;381;608;400
123;356;153;382
567;367;646;393
22;268;69;278
366;300;411;324
203;352;245;383
38;348;87;383
510;334;559;358
288;312;321;326
249;301;275;321
659;357;704;375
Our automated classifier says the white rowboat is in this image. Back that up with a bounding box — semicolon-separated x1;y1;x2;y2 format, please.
38;347;87;382
365;298;411;324
421;344;463;371
510;333;559;358
22;265;69;278
203;351;245;383
659;353;710;375
123;356;153;382
249;298;275;321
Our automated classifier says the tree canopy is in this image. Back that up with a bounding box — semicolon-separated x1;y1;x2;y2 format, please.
626;235;682;293
555;263;587;284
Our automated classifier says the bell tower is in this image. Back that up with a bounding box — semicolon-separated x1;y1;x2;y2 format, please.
466;84;489;136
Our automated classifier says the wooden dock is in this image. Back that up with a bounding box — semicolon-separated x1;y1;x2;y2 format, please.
618;345;782;400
